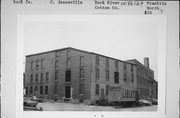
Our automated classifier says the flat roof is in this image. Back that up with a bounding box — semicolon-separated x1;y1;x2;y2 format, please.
26;47;136;65
127;59;154;73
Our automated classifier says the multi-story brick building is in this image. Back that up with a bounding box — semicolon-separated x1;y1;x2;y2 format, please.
24;47;157;104
127;58;157;99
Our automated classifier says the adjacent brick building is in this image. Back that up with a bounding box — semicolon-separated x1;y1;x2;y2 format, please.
24;47;157;104
127;58;158;99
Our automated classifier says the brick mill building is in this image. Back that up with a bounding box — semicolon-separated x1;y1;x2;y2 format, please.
24;47;157;104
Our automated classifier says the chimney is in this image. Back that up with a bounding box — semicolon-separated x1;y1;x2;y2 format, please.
144;57;149;68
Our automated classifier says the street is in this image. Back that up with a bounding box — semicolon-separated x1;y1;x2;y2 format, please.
36;102;157;111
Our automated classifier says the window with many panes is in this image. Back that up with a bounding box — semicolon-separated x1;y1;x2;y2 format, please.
114;72;119;83
65;70;71;82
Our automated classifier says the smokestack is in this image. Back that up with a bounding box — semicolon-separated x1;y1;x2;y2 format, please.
144;57;149;68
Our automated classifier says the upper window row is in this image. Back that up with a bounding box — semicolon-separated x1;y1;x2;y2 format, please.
95;55;133;71
31;59;44;70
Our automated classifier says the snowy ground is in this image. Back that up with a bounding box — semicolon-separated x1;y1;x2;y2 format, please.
36;102;157;111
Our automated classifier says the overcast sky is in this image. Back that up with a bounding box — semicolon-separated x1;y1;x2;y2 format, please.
24;21;158;80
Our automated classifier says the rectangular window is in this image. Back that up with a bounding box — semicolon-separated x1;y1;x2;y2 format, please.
106;85;109;95
80;68;84;78
35;86;38;95
80;56;84;66
131;65;133;72
66;59;70;68
54;85;58;95
45;86;48;94
106;58;109;68
131;73;134;82
55;61;58;69
41;59;44;69
114;72;119;83
35;74;38;82
30;86;33;94
96;68;99;79
96;55;99;66
55;51;58;59
55;71;58;80
36;60;39;69
31;61;34;70
46;72;49;82
67;50;70;58
65;70;71;82
123;63;126;70
79;83;84;94
95;84;99;95
40;86;43;94
124;73;126;81
40;73;44;82
106;70;109;81
30;74;33;82
25;87;28;95
115;60;118;69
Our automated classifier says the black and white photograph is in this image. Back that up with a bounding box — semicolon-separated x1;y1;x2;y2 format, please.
22;15;160;112
1;1;179;118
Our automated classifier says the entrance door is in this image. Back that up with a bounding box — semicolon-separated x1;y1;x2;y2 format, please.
65;86;71;99
101;89;105;99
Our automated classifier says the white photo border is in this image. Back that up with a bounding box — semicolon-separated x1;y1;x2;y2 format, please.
16;14;167;118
